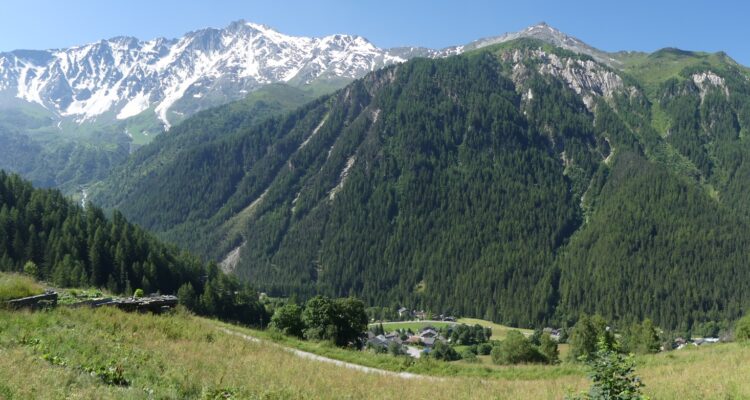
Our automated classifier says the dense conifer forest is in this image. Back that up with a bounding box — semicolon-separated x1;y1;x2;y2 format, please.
0;171;266;325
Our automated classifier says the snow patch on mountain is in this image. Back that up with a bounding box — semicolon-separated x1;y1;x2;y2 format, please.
117;91;150;120
15;62;47;107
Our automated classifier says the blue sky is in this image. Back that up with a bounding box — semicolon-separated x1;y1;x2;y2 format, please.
1;0;748;65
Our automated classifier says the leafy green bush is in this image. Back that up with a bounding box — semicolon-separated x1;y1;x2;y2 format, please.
491;330;545;365
446;324;492;345
429;341;461;361
622;319;661;354
460;350;479;363
477;342;493;355
133;288;144;298
569;315;615;361
735;314;750;342
271;303;305;338
301;296;368;346
367;343;388;354
567;339;647;400
201;387;236;399
84;363;128;386
388;341;406;356
539;333;559;364
23;261;39;279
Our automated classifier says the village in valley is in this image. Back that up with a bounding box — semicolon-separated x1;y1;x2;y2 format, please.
365;307;564;360
365;307;723;361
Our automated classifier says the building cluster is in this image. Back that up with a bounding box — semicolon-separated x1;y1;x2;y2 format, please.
671;336;720;350
366;325;447;355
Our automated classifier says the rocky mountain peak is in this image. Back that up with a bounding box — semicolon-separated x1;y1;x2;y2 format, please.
462;22;618;67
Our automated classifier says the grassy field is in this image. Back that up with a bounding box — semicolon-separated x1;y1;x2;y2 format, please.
0;273;44;302
457;318;534;340
0;307;589;399
368;318;534;341
1;306;749;399
368;320;453;333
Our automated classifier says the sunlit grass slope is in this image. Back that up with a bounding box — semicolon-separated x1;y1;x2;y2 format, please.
1;306;749;399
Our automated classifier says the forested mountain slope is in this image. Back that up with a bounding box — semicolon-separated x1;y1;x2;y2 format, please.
93;39;750;330
0;171;266;325
90;84;315;210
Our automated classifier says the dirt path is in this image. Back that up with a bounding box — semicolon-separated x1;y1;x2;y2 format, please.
220;328;440;381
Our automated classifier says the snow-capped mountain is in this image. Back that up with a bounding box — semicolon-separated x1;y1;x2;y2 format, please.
0;20;414;129
0;21;613;132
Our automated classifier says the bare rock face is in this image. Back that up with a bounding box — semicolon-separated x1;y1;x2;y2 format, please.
504;49;625;110
692;71;729;99
537;52;624;109
219;243;244;274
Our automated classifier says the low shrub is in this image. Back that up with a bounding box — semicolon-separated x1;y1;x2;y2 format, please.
460;350;479;363
477;343;493;355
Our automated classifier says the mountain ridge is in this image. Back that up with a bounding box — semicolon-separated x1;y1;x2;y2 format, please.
2;20;742;195
0;19;411;130
0;20;645;135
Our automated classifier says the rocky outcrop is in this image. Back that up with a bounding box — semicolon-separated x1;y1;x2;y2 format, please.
692;71;729;99
505;49;625;110
537;53;624;109
220;243;244;274
5;291;58;309
72;295;178;313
